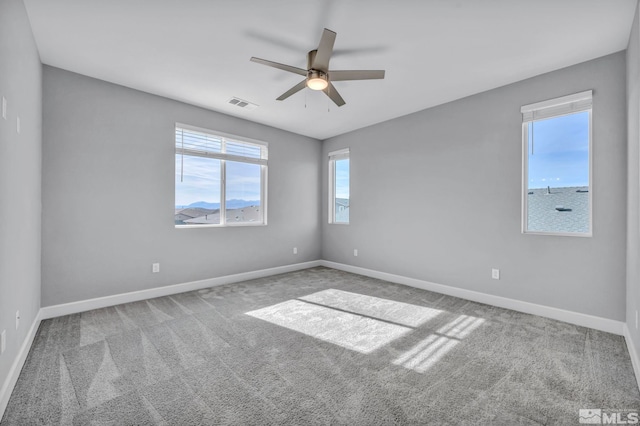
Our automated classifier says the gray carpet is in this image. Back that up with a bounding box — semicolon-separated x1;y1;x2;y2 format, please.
2;267;639;425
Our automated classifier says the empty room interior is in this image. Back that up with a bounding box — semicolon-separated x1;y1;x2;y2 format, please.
3;0;640;424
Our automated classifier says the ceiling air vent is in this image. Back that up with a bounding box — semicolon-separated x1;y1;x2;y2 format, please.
227;97;258;111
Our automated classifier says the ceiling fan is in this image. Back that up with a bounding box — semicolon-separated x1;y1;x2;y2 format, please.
250;28;385;107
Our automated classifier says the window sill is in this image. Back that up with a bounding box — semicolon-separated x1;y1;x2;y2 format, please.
175;223;267;229
522;230;592;238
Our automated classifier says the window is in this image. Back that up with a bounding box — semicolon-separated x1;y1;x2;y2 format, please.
175;124;267;227
521;90;592;236
329;148;350;224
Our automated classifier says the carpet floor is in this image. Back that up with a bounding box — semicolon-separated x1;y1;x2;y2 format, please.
2;267;639;425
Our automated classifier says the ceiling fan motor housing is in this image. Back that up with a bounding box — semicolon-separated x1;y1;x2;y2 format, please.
306;50;328;90
307;49;321;71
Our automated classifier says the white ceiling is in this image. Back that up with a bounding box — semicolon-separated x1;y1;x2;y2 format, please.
23;0;637;140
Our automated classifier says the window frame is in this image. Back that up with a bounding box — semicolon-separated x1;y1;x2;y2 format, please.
520;91;593;237
328;148;350;225
175;123;268;228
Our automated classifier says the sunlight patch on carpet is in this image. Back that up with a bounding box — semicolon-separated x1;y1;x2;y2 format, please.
246;299;411;354
299;289;441;327
393;314;485;373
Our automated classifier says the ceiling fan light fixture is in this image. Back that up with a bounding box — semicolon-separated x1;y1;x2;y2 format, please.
307;71;328;90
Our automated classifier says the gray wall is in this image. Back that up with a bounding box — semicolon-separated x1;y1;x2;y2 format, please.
42;67;322;307
0;0;42;393
322;52;627;321
627;2;640;353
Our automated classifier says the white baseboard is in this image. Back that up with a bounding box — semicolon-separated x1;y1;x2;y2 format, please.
40;260;321;319
39;259;625;333
0;310;41;420
320;260;624;335
624;324;640;390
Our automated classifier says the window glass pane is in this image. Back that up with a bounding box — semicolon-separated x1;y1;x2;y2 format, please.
175;126;267;227
334;158;350;223
526;111;589;233
175;155;221;225
225;161;262;223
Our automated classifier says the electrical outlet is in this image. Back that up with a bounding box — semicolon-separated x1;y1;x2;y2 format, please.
293;247;298;254
15;310;20;330
354;249;358;257
1;330;6;354
152;263;160;273
491;269;500;280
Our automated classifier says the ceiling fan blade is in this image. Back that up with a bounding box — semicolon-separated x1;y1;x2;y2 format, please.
276;80;308;101
312;28;336;71
329;70;385;81
323;83;345;107
250;57;307;76
245;30;305;52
